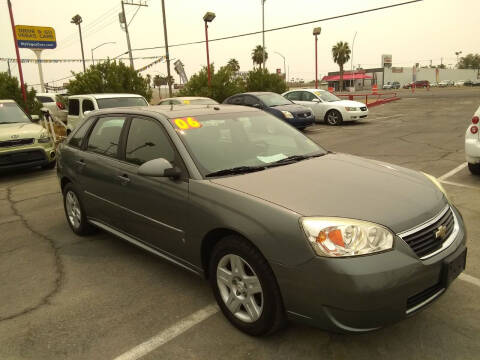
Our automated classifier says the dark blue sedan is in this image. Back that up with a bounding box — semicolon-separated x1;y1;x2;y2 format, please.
223;92;315;130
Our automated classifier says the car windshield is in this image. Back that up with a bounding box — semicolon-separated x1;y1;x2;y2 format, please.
257;93;292;107
172;112;326;176
0;102;31;124
314;91;341;102
97;97;148;109
184;99;218;105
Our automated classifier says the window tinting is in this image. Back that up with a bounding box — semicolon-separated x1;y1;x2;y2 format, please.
82;99;95;113
96;97;148;109
125;117;175;165
228;96;244;105
36;96;55;103
87;117;125;158
69;117;94;148
69;99;80;116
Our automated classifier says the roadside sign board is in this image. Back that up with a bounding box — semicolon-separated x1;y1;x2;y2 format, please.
15;25;56;49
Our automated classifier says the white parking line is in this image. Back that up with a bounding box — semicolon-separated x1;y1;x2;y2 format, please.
113;304;219;360
370;114;405;120
440;180;480;190
438;163;467;181
459;273;480;288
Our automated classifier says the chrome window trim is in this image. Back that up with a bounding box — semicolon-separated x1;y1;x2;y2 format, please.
398;205;459;260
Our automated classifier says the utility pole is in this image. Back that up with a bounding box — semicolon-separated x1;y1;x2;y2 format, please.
71;15;86;72
262;0;266;70
313;27;321;89
120;0;148;69
161;0;173;97
7;59;11;77
7;0;27;107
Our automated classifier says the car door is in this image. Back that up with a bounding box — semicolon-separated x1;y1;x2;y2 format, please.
79;115;128;228
294;91;323;120
113;116;190;259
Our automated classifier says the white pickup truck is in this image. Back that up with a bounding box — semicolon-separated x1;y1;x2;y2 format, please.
66;93;148;134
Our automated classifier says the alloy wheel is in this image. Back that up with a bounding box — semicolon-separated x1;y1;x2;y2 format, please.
65;190;82;229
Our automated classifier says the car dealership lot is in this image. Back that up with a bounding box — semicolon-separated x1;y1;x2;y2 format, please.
1;87;479;360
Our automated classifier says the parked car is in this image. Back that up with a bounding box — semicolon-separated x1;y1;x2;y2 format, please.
158;97;218;105
438;80;454;87
57;105;466;336
404;80;430;89
429;81;438;87
0;100;56;171
67;93;148;134
223;92;314;130
282;89;368;125
465;105;480;175
383;81;400;90
403;82;414;89
35;92;67;123
464;80;480;87
454;80;465;87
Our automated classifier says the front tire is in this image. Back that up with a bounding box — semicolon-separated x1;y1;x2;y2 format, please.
325;110;343;126
209;235;285;336
468;163;480;175
63;183;96;235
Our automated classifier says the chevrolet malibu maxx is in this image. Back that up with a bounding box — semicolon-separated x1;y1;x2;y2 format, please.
57;104;467;336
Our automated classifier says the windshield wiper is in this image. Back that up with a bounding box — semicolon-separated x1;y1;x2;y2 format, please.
266;153;327;167
205;165;266;178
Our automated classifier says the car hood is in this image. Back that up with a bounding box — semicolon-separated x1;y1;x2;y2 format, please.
270;104;311;114
330;100;366;108
0;122;43;141
210;153;447;233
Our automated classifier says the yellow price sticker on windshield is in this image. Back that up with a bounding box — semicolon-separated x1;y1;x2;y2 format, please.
172;117;202;130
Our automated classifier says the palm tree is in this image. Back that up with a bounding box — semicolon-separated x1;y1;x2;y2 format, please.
227;58;240;72
251;45;268;69
332;41;351;91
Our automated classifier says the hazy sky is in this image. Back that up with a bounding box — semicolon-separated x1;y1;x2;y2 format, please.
1;0;479;90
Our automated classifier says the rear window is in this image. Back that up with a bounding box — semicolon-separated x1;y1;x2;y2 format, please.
36;96;55;103
97;97;148;109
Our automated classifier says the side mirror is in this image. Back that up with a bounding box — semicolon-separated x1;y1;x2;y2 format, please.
312;98;321;103
138;158;181;179
253;103;263;109
31;115;40;122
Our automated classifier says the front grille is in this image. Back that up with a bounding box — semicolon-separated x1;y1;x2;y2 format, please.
0;149;45;166
400;207;454;258
360;107;367;111
406;282;444;313
0;138;34;148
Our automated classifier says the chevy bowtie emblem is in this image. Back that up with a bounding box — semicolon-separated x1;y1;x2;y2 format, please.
435;225;447;241
11;135;20;139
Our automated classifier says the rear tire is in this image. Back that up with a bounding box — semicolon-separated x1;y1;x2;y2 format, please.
325;110;343;126
63;183;96;235
209;235;285;336
468;163;480;175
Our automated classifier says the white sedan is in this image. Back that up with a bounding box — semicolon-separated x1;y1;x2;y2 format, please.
465;105;480;175
282;89;368;125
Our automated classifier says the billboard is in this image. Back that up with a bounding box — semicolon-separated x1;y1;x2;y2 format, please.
381;54;392;68
15;25;56;49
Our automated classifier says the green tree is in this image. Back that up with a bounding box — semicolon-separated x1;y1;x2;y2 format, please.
146;74;152;88
457;53;480;69
251;45;268;68
245;68;287;94
227;58;240;72
66;60;152;101
332;41;351;91
153;74;173;87
0;72;41;114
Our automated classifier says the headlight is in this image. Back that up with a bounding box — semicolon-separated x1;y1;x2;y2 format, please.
38;131;52;143
281;111;294;119
301;218;394;257
345;107;358;111
423;172;449;201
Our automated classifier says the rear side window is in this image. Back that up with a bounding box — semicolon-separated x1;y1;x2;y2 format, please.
69;99;80;116
36;96;55;103
285;92;301;101
87;117;126;158
82;99;95;113
68;117;94;148
125;117;175;165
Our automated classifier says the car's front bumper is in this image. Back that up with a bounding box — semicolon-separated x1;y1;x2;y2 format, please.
0;142;56;171
272;206;467;333
288;115;315;128
343;109;369;121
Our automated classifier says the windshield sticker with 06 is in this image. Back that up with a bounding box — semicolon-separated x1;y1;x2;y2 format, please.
171;117;203;130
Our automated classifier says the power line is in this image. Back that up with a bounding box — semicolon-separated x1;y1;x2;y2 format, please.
114;0;422;56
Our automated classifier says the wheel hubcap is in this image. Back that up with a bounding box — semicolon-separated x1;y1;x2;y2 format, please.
65;191;81;229
217;254;263;323
328;112;338;124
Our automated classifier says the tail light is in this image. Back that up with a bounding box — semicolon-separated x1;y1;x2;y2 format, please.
471;126;478;134
472;116;479;124
56;102;65;110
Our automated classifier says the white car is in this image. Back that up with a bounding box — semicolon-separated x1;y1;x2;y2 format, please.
282;89;368;125
158;96;218;105
67;93;148;134
35;92;67;124
465;105;480;175
454;80;465;87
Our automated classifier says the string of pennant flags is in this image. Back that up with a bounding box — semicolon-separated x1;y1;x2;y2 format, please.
0;56;164;64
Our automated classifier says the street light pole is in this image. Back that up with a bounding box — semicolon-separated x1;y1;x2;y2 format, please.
274;52;286;85
91;42;116;66
160;0;173;97
262;0;266;70
71;15;86;72
203;12;216;87
313;27;321;89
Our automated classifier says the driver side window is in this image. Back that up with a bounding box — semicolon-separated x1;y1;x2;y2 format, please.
285;92;301;101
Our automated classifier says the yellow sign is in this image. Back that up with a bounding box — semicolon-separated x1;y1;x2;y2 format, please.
15;25;56;49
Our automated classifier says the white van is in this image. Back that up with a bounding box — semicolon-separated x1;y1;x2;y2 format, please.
67;94;148;134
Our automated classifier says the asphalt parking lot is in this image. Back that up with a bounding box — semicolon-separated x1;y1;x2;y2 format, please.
1;87;479;360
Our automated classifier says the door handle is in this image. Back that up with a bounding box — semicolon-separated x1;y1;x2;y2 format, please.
117;174;130;185
75;159;86;167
